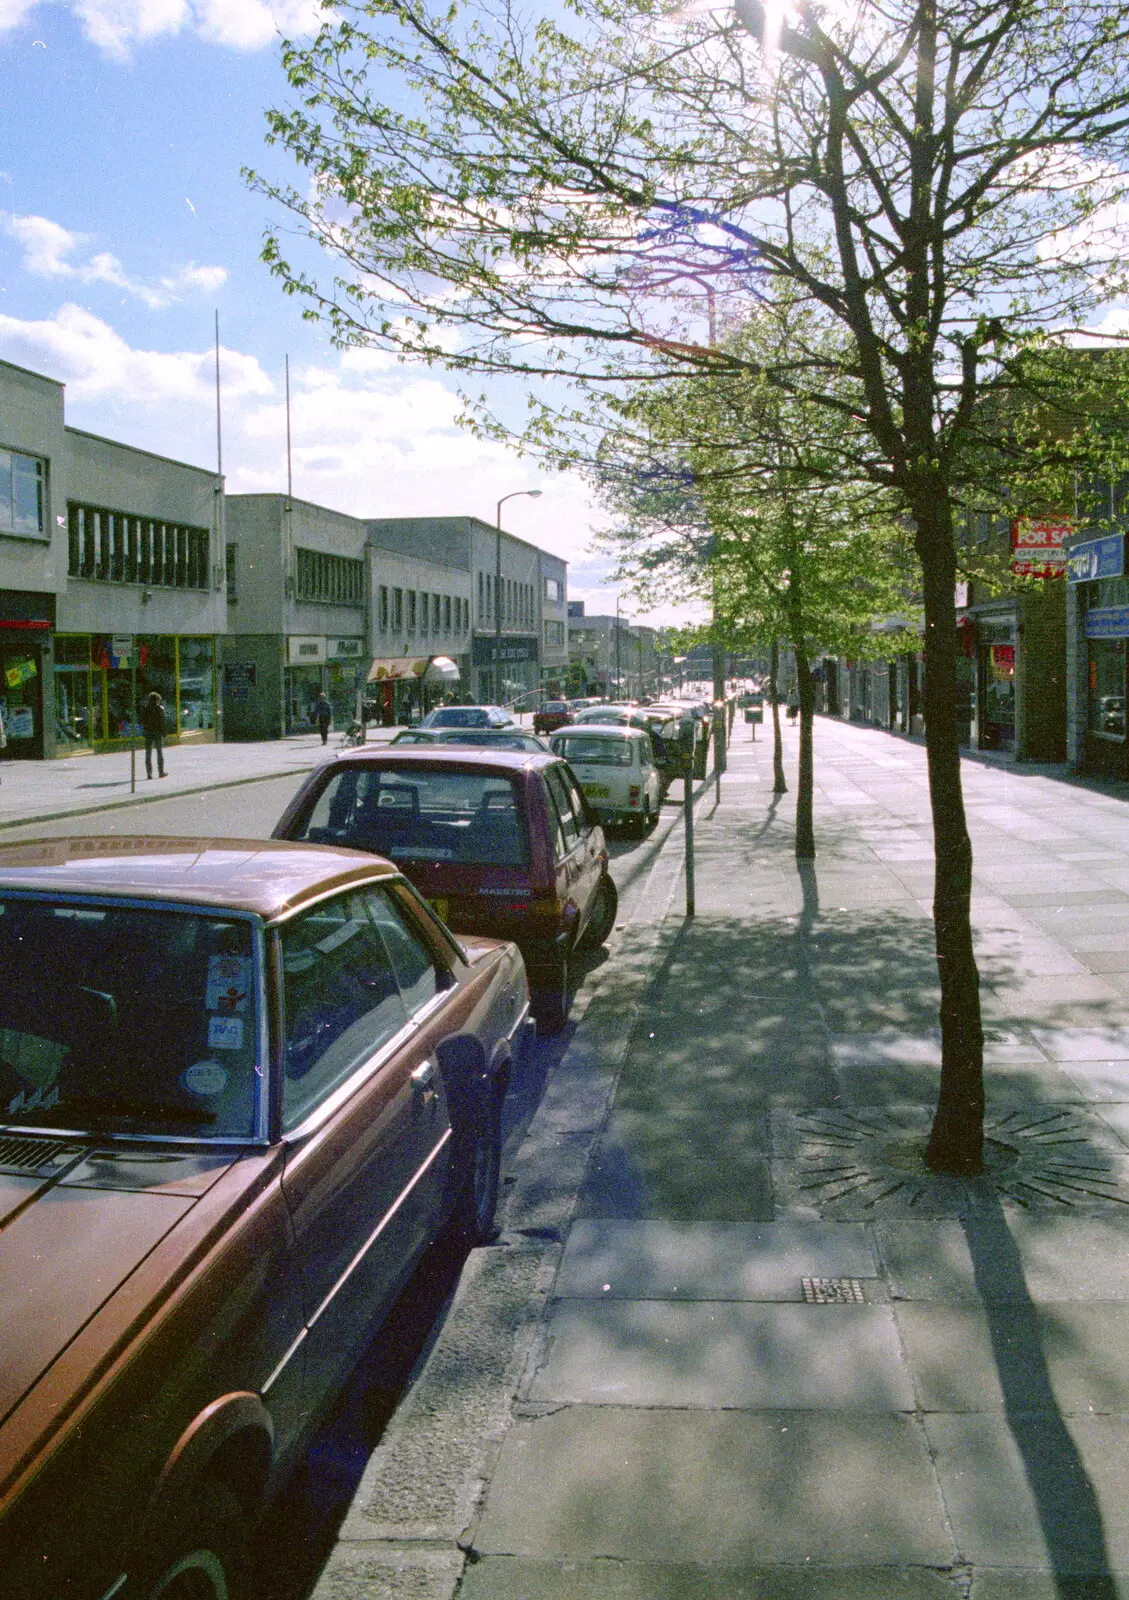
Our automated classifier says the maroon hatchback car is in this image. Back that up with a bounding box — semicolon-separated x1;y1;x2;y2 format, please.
0;836;528;1600
273;749;618;1033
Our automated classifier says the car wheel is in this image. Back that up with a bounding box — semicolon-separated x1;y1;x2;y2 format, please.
136;1484;244;1600
532;956;570;1035
579;871;618;950
631;800;651;838
449;1080;503;1246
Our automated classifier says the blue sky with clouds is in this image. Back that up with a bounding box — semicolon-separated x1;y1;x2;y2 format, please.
0;0;671;620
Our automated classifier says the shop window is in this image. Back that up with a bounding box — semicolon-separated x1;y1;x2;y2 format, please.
1088;637;1126;739
178;637;215;733
0;449;45;538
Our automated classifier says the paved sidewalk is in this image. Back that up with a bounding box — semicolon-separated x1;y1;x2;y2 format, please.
0;727;405;830
316;714;1129;1600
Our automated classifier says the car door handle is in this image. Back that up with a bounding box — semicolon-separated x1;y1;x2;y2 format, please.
411;1059;438;1101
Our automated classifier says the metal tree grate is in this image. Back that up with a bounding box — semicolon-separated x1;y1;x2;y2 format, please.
802;1277;866;1304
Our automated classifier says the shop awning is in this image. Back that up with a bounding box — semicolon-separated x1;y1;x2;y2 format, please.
366;655;461;684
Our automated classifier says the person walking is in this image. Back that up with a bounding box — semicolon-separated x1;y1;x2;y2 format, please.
313;692;333;746
786;695;799;726
140;691;167;779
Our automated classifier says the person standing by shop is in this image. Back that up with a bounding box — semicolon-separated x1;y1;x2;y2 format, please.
140;691;167;779
313;692;333;745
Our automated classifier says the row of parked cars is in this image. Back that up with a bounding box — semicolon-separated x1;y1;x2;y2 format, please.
0;700;680;1599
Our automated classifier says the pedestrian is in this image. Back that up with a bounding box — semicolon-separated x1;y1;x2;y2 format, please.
313;692;333;745
140;691;167;779
787;696;799;726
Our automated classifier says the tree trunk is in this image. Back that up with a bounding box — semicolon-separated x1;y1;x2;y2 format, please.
769;640;787;793
794;642;815;859
914;497;985;1176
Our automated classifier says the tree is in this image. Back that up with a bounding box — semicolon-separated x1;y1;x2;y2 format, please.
254;0;1129;1171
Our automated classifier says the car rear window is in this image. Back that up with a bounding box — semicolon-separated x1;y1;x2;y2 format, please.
0;897;259;1139
554;734;633;767
297;766;530;867
426;708;488;727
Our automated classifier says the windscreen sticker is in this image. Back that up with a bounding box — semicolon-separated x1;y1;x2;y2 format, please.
205;955;252;1014
207;1016;244;1052
182;1060;228;1097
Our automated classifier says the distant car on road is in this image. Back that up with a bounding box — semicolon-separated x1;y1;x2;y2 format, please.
0;835;527;1600
274;748;618;1034
532;700;574;737
419;705;515;730
551;724;663;834
391;728;552;753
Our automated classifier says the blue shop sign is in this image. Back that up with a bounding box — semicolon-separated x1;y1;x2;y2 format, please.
1084;605;1129;639
1068;533;1124;583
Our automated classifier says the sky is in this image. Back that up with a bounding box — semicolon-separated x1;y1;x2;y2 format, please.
0;0;681;626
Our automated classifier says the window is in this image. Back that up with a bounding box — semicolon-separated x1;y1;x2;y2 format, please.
368;889;443;1014
408;590;417;632
544;766;581;856
67;500;209;589
294;546;364;605
478;571;484;622
294;767;529;867
279;891;410;1130
443;595;451;633
545;620;565;648
0;449;45;538
226;543;238;603
392;588;403;630
433;593;441;632
544;576;562;603
419;588;428;635
379;585;389;630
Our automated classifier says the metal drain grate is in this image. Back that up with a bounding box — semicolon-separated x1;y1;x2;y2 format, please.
802;1277;866;1304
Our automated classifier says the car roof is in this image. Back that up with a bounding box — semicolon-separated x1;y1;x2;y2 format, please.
0;836;399;922
324;746;555;773
555;722;644;738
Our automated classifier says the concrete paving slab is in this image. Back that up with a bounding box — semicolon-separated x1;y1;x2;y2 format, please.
577;1147;775;1222
1093;1102;1129;1144
1061;1066;1129;1103
459;1558;962;1600
527;1301;914;1409
878;1214;1129;1302
925;1411;1129;1571
1034;1029;1129;1062
830;1032;1047;1067
553;1219;878;1300
895;1302;1129;1414
474;1408;953;1567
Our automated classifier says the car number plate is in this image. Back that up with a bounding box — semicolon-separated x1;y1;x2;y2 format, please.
428;897;449;922
582;784;609;798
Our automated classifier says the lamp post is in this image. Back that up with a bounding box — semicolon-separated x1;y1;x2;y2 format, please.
495;489;543;706
615;594;630;699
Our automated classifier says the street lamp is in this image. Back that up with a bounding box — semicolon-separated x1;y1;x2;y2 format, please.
615;593;632;699
495;489;543;705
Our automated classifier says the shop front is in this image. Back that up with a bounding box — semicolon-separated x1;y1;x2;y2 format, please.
52;634;217;751
1070;534;1128;779
472;634;539;706
286;636;367;732
971;612;1019;752
0;592;54;761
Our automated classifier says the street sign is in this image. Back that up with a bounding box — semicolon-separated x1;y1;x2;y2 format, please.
1067;533;1125;584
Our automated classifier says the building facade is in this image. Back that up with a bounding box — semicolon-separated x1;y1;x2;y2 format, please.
1;357;225;761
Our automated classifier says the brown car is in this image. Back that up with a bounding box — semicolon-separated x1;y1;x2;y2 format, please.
273;748;618;1033
0;835;529;1600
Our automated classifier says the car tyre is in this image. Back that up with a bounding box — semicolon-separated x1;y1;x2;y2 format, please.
630;800;651;838
449;1079;503;1246
135;1482;244;1600
532;956;570;1035
579;872;618;951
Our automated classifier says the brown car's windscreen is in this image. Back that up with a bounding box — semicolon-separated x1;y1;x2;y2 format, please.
0;897;259;1138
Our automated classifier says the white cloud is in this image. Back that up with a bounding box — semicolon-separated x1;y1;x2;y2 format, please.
2;0;325;55
0;304;272;402
5;212;228;307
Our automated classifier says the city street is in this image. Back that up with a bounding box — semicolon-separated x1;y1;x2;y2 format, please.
8;718;1129;1597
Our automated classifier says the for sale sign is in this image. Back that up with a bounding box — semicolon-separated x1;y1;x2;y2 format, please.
1011;519;1070;578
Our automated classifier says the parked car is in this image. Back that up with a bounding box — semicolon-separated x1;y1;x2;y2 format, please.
274;748;618;1034
551;724;663;834
532;699;574;737
392;728;552;753
419;705;515;730
0;835;528;1600
578;704;683;791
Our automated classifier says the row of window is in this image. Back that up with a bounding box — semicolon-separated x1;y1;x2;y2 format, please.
0;450;44;539
476;571;536;629
68;503;211;590
377;586;469;638
294;546;366;606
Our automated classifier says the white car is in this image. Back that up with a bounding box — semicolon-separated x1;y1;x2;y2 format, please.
551;723;663;835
